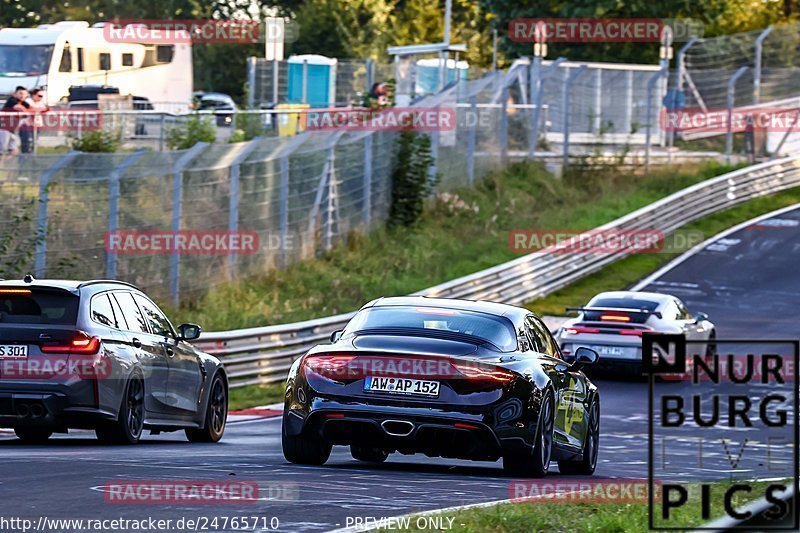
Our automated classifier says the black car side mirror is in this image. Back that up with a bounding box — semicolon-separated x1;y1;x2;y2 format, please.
570;347;599;370
177;323;202;341
694;311;709;322
330;330;343;343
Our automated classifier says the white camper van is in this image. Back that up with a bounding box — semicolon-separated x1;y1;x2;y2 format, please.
0;21;192;110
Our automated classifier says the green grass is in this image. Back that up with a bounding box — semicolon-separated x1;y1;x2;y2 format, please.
391;479;788;532
170;160;738;331
529;187;800;316
228;382;285;411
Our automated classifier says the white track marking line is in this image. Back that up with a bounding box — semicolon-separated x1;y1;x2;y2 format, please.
631;203;800;291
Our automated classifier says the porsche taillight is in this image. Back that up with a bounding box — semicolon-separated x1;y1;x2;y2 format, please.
452;363;515;383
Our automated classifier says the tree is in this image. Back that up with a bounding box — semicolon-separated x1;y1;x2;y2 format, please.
478;0;794;65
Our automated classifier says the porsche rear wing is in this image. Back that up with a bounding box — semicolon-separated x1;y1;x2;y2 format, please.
566;306;662;319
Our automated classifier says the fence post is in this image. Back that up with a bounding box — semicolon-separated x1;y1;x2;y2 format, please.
34;152;79;278
429;123;440;186
279;155;290;266
593;68;603;135
645;66;668;172
466;96;477;185
528;56;541;157
726;66;750;165
106;150;146;279
273;59;280;105
322;137;342;251
623;70;633;136
531;57;566;159
668;37;698;154
169;142;208;306
307;133;342;252
562;65;587;168
500;86;508;166
754;26;773;105
227;137;261;277
365;58;374;93
362;133;373;227
246;56;257;109
158;114;166;152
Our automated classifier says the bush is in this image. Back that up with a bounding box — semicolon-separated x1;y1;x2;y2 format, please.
70;129;121;153
165;114;216;149
387;131;436;227
228;112;267;143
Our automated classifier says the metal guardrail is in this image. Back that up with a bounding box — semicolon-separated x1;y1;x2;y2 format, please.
195;156;800;388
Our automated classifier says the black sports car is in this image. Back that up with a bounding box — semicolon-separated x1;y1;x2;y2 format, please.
282;296;600;477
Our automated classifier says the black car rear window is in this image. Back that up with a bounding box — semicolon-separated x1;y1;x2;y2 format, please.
342;306;517;351
583;297;660;323
0;289;78;325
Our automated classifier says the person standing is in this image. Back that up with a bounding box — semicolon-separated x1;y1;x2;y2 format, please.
2;86;31;153
1;86;29;155
26;88;49;154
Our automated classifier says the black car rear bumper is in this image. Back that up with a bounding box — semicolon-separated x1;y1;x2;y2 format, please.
0;383;114;428
286;397;537;460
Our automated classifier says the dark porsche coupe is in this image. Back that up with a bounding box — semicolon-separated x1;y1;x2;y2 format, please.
281;296;600;477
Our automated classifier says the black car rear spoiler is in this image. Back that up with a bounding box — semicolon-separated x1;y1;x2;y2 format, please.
566;306;662;319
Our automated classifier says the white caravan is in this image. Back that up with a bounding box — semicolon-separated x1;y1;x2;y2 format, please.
0;21;192;110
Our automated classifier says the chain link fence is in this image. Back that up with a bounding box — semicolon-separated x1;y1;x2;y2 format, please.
0;56;679;304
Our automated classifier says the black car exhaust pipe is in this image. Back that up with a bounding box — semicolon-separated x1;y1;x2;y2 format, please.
29;404;45;418
381;420;414;437
15;404;30;418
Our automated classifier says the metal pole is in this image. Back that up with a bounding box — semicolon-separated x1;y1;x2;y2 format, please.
500;86;508;166
658;27;673;149
726;66;750;164
645;67;668;172
169;142;208;306
594;69;602;135
273;59;279;105
246;56;256;109
365;58;374;93
159;113;165;152
106;151;145;279
227;138;261;276
531;57;565;159
362;133;372;227
324;144;336;250
528;56;541;157
754;26;774;105
466;96;477;185
623;70;633;136
278;155;290;267
34;152;79;277
562;65;587;168
668;37;698;154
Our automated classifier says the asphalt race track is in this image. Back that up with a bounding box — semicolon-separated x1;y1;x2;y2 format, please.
2;206;799;532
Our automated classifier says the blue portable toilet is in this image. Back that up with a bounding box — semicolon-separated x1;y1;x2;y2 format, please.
287;54;337;108
415;58;469;95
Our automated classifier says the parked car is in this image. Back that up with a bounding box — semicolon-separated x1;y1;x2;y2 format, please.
193;91;236;126
282;296;600;477
0;277;228;444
